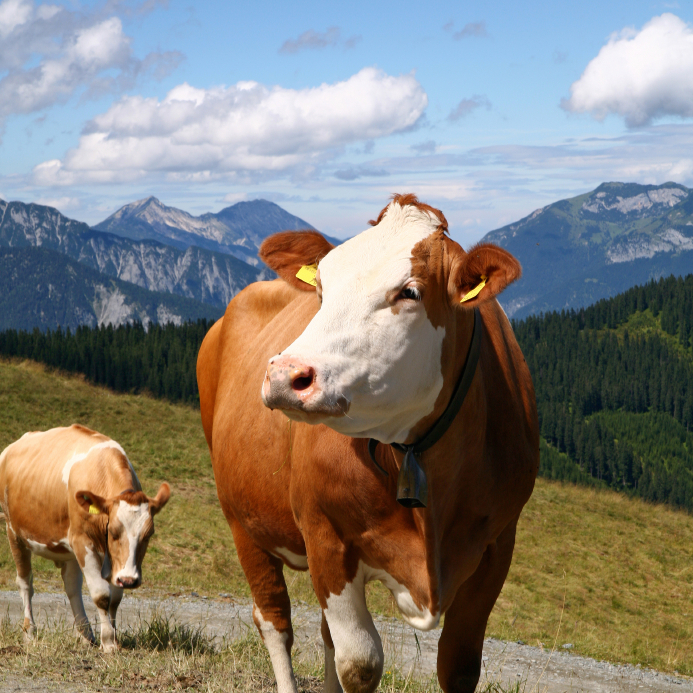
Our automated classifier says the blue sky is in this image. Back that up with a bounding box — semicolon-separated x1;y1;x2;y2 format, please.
2;0;693;245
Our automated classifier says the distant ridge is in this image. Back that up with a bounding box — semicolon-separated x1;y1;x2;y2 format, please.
94;197;319;265
0;198;265;313
0;246;221;331
482;181;693;318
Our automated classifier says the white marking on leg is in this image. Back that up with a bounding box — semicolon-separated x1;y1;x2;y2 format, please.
324;642;342;693
61;559;93;643
324;563;383;692
363;564;439;630
272;546;309;570
16;571;35;636
82;546;116;652
253;604;297;693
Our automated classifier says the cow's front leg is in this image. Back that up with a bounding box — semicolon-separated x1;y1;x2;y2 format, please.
60;559;94;645
7;528;36;639
230;519;297;693
437;519;518;693
80;547;118;652
321;611;343;693
108;585;124;632
313;559;383;693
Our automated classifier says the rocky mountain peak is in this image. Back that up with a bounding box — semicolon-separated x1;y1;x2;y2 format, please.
581;182;689;218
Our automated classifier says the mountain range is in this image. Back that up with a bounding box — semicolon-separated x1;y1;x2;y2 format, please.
3;182;693;330
0;197;314;330
0;246;221;331
483;181;693;318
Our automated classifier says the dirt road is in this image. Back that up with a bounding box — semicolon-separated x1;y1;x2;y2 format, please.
0;589;690;692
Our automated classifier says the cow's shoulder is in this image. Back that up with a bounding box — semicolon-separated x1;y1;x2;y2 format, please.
219;279;307;354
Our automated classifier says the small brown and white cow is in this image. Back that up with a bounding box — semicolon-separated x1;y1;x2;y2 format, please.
0;424;170;651
198;194;539;693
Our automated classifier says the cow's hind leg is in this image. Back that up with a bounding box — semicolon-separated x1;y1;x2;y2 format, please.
437;519;518;693
231;521;297;693
60;559;95;645
6;526;35;639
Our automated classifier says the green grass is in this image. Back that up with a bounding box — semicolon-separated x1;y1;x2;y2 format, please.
3;357;693;678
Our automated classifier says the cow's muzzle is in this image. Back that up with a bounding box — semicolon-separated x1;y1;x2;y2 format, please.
116;576;141;589
261;354;349;418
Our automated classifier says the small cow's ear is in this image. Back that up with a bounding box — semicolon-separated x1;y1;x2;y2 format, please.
149;482;171;516
259;231;334;292
449;243;521;308
75;490;109;517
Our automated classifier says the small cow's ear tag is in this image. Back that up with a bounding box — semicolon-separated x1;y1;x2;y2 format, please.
460;274;487;303
396;449;428;508
89;504;100;515
296;264;318;287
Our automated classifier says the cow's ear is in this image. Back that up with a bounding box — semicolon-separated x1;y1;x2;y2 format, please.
448;243;521;308
75;490;110;518
259;231;334;292
149;482;171;516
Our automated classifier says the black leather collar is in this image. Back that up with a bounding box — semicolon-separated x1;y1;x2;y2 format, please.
367;307;483;508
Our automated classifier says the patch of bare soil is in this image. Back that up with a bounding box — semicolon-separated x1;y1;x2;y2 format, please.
0;589;690;692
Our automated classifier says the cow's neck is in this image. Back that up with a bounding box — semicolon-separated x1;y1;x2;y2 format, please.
383;305;488;611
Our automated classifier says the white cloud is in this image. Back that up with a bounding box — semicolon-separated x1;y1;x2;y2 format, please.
34;195;80;212
33;67;428;185
0;0;182;123
563;13;693;127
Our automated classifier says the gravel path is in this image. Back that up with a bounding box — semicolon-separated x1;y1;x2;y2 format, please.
0;589;691;692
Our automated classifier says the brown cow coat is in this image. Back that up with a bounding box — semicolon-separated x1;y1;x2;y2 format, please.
197;195;539;693
0;424;170;651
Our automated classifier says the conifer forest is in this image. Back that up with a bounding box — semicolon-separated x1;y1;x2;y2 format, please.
1;274;693;511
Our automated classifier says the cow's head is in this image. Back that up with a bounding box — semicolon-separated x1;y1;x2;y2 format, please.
75;484;170;588
260;194;521;444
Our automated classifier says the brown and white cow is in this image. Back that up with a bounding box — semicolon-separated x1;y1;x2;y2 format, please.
0;424;170;651
197;194;538;693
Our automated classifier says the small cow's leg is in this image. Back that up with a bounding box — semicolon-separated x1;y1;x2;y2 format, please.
321;611;343;693
80;547;118;652
108;585;124;632
6;526;35;639
316;564;383;693
60;559;94;645
437;519;518;693
231;520;297;693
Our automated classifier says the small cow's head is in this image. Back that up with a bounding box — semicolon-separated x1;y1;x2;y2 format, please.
260;194;521;444
75;484;170;588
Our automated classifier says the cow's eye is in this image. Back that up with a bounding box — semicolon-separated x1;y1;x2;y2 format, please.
399;286;421;301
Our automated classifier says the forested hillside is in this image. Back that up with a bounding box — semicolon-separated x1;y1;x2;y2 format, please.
2;274;693;512
0;320;212;405
515;273;693;510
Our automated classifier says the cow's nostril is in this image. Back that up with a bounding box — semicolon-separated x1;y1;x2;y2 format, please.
290;367;314;392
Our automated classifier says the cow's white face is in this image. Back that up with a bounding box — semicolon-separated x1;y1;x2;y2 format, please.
261;195;521;445
263;204;446;443
76;483;170;588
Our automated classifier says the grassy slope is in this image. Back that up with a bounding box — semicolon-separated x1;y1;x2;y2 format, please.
1;359;693;675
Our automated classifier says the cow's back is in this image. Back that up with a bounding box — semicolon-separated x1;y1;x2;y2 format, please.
0;425;104;540
0;425;136;546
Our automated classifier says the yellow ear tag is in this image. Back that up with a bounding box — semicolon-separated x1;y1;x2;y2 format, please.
296;264;318;287
88;504;100;515
460;275;488;303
